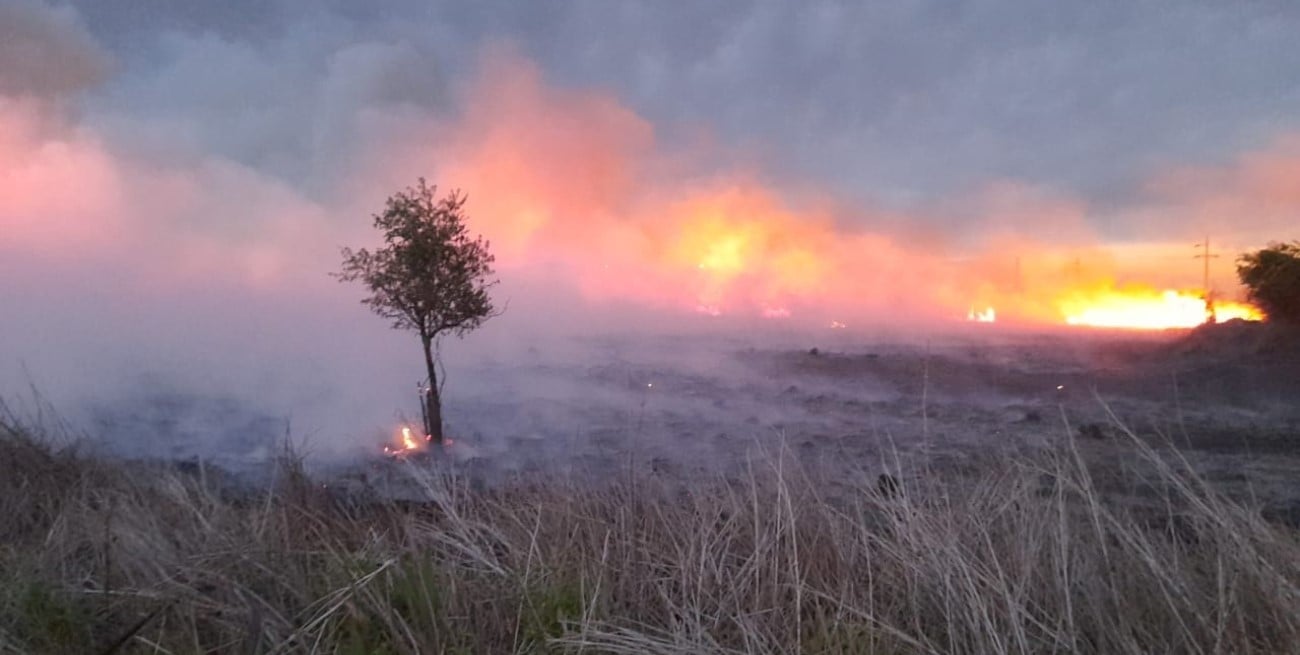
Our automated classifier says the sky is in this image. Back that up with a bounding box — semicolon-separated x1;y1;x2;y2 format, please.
3;0;1300;452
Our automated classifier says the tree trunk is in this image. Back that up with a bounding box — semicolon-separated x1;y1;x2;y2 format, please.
420;334;444;448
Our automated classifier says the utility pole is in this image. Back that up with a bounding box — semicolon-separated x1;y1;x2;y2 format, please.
1193;236;1218;293
1193;236;1220;324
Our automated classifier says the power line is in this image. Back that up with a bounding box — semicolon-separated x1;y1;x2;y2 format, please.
1193;236;1219;294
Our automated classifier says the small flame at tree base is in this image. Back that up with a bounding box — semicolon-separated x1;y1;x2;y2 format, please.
383;426;424;457
381;426;456;457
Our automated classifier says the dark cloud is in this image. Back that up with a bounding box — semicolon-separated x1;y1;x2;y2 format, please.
56;0;1300;217
0;0;107;100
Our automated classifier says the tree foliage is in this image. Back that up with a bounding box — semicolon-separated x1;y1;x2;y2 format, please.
336;179;496;444
1237;241;1300;324
337;179;496;339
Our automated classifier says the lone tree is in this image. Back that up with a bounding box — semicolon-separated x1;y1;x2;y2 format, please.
1237;241;1300;324
337;179;496;446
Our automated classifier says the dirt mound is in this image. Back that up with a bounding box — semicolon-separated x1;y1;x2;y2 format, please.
1174;319;1299;359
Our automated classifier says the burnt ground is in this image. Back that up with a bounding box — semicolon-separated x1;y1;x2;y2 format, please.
366;319;1300;519
79;319;1300;520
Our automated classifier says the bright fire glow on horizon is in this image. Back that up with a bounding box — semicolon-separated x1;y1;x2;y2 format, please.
1060;288;1263;329
961;283;1265;331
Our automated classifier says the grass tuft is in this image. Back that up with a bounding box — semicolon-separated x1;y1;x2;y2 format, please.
1;408;1298;654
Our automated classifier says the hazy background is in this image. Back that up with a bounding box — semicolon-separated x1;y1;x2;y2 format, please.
4;0;1300;458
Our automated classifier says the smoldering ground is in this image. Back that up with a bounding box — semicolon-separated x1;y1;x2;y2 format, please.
27;311;1298;529
445;323;1300;477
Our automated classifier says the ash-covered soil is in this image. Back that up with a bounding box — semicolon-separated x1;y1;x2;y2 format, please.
81;320;1300;518
400;321;1300;516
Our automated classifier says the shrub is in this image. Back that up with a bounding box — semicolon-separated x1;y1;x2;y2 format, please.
1237;241;1300;324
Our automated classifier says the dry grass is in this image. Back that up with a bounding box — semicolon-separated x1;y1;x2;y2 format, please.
2;407;1299;654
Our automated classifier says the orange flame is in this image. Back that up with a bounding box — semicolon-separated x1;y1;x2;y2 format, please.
383;426;423;456
1060;288;1263;329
